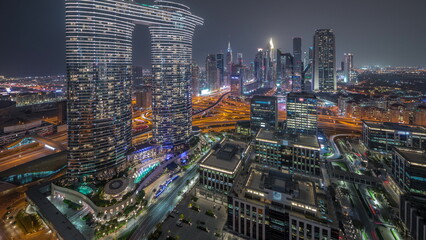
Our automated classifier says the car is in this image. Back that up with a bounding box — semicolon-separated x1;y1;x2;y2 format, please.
197;225;209;232
176;220;183;227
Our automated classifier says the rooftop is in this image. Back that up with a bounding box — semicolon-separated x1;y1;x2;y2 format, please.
26;184;85;240
233;166;338;227
287;92;317;99
251;95;277;102
200;141;246;175
255;129;320;150
394;147;426;165
244;168;315;206
363;120;426;134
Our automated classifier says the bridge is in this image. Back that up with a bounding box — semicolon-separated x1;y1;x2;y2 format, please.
325;162;382;187
4;135;66;151
193;91;231;116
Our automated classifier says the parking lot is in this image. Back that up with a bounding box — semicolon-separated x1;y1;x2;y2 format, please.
159;191;227;240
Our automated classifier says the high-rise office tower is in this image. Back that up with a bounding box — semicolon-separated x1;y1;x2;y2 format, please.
226;42;233;86
286;92;318;135
206;54;220;91
254;49;264;84
132;66;144;87
65;0;203;179
216;53;225;88
293;37;303;92
303;46;314;91
250;95;278;132
276;49;294;95
237;53;243;65
313;29;336;92
264;39;275;88
344;53;354;83
191;63;200;96
135;87;152;109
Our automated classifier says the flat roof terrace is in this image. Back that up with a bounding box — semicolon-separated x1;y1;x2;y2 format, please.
200;141;246;175
255;129;320;150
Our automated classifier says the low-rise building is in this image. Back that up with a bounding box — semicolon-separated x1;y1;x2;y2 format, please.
400;193;426;240
197;141;248;203
362;121;426;152
226;167;340;240
236;120;251;137
392;147;426;195
253;129;321;177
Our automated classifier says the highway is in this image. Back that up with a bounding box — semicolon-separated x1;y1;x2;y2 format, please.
0;92;363;173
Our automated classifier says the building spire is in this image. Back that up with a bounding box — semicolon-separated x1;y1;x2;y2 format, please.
227;41;232;52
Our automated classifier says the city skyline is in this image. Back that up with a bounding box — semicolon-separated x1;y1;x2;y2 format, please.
1;1;426;240
1;0;426;76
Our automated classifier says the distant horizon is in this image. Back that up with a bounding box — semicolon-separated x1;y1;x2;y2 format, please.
2;64;426;79
1;0;426;76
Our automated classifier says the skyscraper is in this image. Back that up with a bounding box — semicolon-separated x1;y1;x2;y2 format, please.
344;53;354;83
313;29;336;92
237;53;243;65
206;54;220;91
226;42;233;86
216;53;225;88
65;0;203;179
276;49;294;94
254;49;264;84
293;37;303;92
135;87;152;109
264;39;275;88
191;62;200;96
286;92;318;135
250;95;278;132
132;66;143;87
303;46;314;91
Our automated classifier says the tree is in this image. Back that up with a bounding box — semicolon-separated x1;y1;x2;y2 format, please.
179;214;184;220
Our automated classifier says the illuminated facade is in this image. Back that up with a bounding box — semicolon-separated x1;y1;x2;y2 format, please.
313;29;336;92
344;53;354;83
206;54;220;91
250;95;278;132
286;92;318;135
293;37;303;92
199;142;245;195
276;50;294;94
254;129;321;177
66;0;203;179
362;121;426;152
227;167;339;240
392;147;426;195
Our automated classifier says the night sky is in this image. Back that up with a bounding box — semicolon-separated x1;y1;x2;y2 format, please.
0;0;425;77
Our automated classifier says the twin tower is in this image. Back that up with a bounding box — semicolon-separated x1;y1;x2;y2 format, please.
65;0;203;179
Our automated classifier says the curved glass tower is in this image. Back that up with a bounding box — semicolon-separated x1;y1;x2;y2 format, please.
66;0;203;179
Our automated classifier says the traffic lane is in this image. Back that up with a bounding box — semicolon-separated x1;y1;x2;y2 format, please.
130;166;198;240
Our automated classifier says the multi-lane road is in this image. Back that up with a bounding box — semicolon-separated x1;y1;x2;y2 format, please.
0;92;363;173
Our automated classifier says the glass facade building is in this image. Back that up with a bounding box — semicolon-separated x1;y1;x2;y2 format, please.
362;121;426;152
392;147;426;195
226;168;339;240
254;129;321;177
250;95;278;133
313;29;336;92
66;0;203;179
286;92;318;135
400;193;426;240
